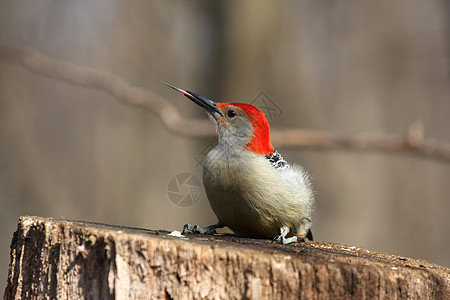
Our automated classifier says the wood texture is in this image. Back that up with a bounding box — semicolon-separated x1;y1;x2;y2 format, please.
4;216;449;299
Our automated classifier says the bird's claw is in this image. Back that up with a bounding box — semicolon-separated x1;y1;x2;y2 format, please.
182;224;217;235
272;235;285;244
182;224;196;234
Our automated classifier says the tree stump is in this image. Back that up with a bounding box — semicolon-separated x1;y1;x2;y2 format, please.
4;216;449;299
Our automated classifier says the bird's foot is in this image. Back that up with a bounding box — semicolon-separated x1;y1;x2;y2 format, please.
182;221;226;235
272;235;285;244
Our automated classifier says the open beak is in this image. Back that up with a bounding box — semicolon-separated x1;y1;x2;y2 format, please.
163;82;223;117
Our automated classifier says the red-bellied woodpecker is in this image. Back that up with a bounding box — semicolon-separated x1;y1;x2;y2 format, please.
165;83;314;244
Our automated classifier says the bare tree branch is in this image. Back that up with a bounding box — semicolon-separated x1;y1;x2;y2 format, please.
0;47;215;137
272;123;450;161
1;46;450;162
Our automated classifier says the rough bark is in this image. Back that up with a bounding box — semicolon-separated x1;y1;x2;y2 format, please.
4;216;449;299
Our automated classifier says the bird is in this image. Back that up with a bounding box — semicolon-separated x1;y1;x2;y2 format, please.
164;83;314;244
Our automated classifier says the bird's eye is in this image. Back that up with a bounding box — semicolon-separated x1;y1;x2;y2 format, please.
227;110;237;118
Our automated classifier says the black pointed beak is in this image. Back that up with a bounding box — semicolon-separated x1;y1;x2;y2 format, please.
163;82;223;117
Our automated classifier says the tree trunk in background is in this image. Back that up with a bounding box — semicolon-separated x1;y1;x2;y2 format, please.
4;216;449;299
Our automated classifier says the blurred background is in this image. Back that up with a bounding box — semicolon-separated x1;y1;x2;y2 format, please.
0;0;449;291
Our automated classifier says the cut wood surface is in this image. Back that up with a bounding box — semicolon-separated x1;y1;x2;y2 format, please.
4;216;449;299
